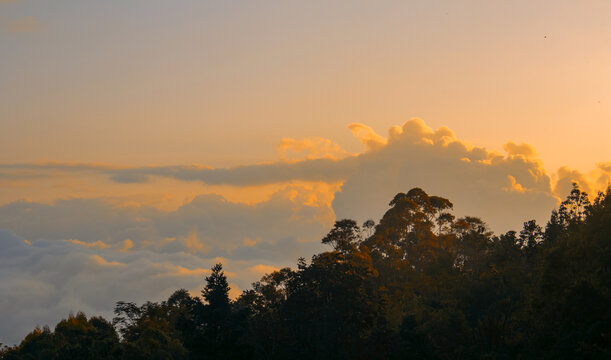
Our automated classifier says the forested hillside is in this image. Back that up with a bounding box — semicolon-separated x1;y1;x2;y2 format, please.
2;184;610;359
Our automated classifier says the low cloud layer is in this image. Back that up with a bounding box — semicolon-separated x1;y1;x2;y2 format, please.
1;122;605;205
0;185;331;345
0;118;608;345
0;229;229;345
0;158;358;187
0;184;333;256
1;16;40;34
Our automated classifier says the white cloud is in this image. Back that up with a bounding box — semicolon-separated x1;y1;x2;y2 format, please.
0;226;323;345
0;185;331;345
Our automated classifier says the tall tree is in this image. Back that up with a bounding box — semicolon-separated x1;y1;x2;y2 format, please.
202;263;230;311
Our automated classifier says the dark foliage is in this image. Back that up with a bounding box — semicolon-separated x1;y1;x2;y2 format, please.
2;184;610;359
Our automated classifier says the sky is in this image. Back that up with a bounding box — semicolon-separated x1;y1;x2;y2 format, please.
1;0;610;345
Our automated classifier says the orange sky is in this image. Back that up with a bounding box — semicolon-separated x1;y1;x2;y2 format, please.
1;1;609;174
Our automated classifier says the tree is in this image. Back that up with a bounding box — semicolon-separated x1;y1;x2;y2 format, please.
558;182;590;224
202;263;230;311
519;219;543;249
321;219;361;255
362;219;375;238
199;263;251;359
2;313;123;360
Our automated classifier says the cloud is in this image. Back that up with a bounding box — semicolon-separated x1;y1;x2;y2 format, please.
0;159;357;186
122;160;357;186
505;175;527;193
1;118;605;234
65;239;110;250
277;137;349;161
249;264;280;276
182;229;208;253
348;123;387;151
0;230;228;345
595;163;611;190
4;17;41;33
118;239;133;252
154;265;210;278
0;185;333;257
90;254;126;267
109;173;152;184
1;119;603;233
332;118;559;233
598;162;611;172
0;184;332;344
0;118;607;345
243;237;259;247
0;162;117;172
503;141;537;158
0;182;334;344
554;166;592;197
552;163;611;200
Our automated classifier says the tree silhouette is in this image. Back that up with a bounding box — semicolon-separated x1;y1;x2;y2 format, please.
202;263;230;311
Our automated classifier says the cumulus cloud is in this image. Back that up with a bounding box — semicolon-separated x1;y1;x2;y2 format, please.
333;119;559;233
348;123;387;151
595;162;611;189
1;119;604;233
552;163;611;200
554;166;593;197
503;141;537;158
1;119;606;232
